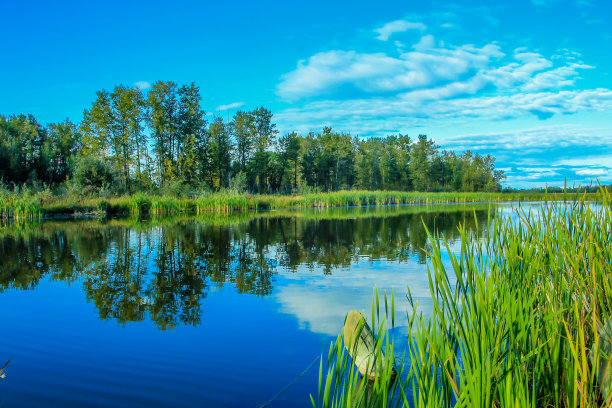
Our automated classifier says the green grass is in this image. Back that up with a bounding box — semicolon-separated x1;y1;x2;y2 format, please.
314;189;612;407
0;187;48;220
0;189;594;219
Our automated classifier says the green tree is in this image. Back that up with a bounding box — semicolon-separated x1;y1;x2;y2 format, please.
277;132;301;192
177;83;207;184
208;115;232;188
82;86;145;191
231;111;255;175
147;81;179;185
44;119;81;183
409;134;438;191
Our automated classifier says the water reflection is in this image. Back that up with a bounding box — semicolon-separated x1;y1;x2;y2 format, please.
0;204;495;330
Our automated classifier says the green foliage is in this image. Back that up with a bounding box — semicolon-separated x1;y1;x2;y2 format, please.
315;189;612;407
229;171;248;194
74;155;114;190
591;316;612;403
2;79;513;195
0;185;49;220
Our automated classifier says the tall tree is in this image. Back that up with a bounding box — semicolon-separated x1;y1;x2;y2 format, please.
110;85;145;191
208;115;232;188
81;90;113;158
177;83;207;184
277;132;301;192
231;111;255;173
44;119;81;183
251;107;278;192
147;81;179;185
409;134;437;191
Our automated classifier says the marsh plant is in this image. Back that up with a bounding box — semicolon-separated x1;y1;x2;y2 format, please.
2;189;595;219
315;190;612;407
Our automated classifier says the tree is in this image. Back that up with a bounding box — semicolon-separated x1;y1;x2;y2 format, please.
409;134;438;191
110;85;146;191
177;83;207;184
277;132;301;192
44;119;81;183
231;111;255;174
208;115;232;188
250;107;278;192
0;114;45;184
147;81;179;185
82;86;145;191
81;91;113;159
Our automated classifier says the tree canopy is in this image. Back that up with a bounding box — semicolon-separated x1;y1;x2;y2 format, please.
0;80;505;194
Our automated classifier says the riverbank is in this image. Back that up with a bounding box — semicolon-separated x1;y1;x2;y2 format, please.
0;189;599;220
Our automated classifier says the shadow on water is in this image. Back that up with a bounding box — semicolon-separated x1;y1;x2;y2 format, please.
0;204;495;330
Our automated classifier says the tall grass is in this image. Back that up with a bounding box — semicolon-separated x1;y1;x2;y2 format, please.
0;186;48;220
315;189;612;407
2;189;599;219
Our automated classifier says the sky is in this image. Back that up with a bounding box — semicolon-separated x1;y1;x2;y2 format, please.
1;0;611;188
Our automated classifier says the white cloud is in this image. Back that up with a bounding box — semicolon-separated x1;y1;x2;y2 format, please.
277;43;504;101
575;168;608;176
276;31;612;128
274;18;612;187
557;155;612;167
215;101;245;111
275;89;612;136
413;34;436;51
276;40;600;104
134;81;151;90
440;126;612;187
374;19;427;41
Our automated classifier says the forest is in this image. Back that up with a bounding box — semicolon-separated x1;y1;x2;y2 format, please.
0;80;505;197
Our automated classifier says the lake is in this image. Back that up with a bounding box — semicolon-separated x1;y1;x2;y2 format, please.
0;203;517;407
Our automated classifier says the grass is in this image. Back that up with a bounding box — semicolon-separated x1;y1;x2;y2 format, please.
0;187;48;220
314;188;612;407
0;188;599;219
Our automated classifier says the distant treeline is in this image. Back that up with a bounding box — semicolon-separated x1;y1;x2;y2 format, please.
0;80;505;195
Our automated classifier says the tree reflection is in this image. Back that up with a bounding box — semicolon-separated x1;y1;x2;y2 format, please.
0;205;494;329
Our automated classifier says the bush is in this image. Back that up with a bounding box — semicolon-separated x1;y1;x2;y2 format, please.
229;171;248;194
74;156;114;190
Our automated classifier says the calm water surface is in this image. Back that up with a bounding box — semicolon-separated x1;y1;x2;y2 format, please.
0;203;522;407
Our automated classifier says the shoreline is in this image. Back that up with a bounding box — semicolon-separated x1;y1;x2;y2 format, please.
0;189;599;221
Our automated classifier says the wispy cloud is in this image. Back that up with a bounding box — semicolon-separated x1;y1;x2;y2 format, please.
277;42;504;101
215;101;245;111
441;126;612;187
275;17;612;187
576;168;608;176
276;31;611;125
374;19;426;41
134;81;151;90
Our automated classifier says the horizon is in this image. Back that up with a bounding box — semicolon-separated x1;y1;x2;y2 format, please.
1;0;611;188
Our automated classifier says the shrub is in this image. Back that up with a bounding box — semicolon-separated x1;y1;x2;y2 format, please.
74;156;114;190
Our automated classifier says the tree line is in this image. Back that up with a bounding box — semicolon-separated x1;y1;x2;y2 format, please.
0;80;505;195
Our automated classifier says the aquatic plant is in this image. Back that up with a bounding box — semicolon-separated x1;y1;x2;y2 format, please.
1;188;601;219
314;188;612;407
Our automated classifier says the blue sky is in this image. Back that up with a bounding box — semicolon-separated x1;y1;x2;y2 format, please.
1;0;611;188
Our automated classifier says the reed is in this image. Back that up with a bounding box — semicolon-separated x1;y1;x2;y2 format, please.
314;188;612;407
0;187;47;220
3;189;599;219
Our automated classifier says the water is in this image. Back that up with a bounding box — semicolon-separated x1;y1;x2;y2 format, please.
0;203;502;407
